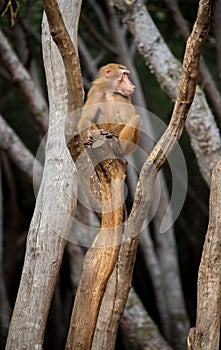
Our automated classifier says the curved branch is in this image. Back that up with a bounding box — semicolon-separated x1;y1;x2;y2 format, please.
42;0;84;114
162;0;221;125
112;0;221;186
103;1;217;349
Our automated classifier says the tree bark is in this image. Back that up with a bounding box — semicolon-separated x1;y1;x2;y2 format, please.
0;113;43;187
5;1;82;348
111;0;221;186
121;288;172;350
0;28;48;135
152;172;189;349
0;162;11;343
162;0;221;125
66;132;127;350
92;1;216;349
214;0;221;91
187;160;221;349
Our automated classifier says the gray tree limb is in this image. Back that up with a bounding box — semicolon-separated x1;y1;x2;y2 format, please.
5;1;82;348
111;0;221;186
0;28;48;135
0;113;43;187
188;158;221;349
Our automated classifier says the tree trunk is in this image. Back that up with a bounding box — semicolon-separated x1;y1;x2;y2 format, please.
91;1;217;349
5;1;82;348
188;159;221;349
111;0;221;186
66;133;127;350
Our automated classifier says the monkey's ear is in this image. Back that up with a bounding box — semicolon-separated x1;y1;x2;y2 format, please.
105;69;112;77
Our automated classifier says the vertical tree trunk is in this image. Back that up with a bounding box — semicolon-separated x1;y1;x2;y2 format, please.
0;162;11;343
5;1;82;348
66;134;127;350
188;159;221;350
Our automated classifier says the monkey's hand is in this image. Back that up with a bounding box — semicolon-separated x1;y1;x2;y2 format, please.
100;130;118;141
99;129;121;155
82;130;94;146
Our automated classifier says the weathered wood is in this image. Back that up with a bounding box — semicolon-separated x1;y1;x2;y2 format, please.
0;28;48;135
111;0;221;186
121;289;173;350
66;134;127;350
90;1;217;349
5;1;83;348
187;159;221;350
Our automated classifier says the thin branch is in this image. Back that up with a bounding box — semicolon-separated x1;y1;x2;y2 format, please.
0;28;48;135
80;13;118;55
42;0;84;114
0;113;43;187
162;0;221;125
127;0;217;244
99;1;217;349
112;0;221;186
214;0;221;91
88;0;109;34
78;35;97;80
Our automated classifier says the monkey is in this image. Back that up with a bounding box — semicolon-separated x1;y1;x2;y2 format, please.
78;63;141;156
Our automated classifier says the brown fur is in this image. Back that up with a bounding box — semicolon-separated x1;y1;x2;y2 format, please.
78;63;141;155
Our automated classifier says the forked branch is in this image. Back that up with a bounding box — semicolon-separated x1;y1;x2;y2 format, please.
42;1;217;349
91;1;217;349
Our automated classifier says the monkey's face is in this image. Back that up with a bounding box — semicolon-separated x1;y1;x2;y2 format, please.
116;70;135;97
101;64;135;97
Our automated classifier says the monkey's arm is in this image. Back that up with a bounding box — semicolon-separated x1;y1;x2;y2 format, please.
118;114;141;155
78;105;101;132
78;105;101;145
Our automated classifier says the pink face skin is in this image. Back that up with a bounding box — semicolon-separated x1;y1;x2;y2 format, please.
117;69;135;97
105;67;136;97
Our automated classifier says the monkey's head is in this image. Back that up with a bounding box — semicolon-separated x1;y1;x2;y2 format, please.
97;63;135;97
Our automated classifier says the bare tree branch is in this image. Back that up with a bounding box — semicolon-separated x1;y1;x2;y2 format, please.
80;13;118;55
0;28;48;135
214;0;221;91
42;0;84;114
112;0;221;186
5;1;82;348
78;35;97;80
188;158;221;349
162;0;221;125
121;288;172;350
96;1;217;349
0;113;43;187
0;161;11;342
